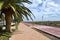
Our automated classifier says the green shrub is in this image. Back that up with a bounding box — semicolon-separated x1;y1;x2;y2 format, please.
0;32;12;39
15;23;19;30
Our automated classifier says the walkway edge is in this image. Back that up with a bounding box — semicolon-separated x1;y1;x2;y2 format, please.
34;27;60;39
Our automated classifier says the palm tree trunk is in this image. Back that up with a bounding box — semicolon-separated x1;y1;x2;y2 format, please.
5;12;12;32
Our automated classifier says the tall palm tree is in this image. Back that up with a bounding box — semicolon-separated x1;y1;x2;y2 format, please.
0;0;34;32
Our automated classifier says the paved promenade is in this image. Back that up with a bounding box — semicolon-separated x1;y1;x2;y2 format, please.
10;23;51;40
25;23;60;39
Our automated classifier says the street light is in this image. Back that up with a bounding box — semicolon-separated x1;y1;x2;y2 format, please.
42;15;44;22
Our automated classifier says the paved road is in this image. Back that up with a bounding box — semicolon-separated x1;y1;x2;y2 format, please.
24;23;60;39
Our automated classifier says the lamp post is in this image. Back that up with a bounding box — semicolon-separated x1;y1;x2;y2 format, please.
42;15;44;22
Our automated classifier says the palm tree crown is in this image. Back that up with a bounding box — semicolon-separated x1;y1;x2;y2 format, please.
0;0;34;32
0;0;34;22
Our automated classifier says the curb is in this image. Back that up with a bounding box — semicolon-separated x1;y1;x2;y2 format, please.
34;28;60;39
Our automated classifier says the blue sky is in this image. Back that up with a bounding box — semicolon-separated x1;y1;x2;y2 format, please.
23;0;60;22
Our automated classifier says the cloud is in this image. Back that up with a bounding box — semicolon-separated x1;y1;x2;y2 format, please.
47;2;59;7
52;0;60;4
23;0;60;21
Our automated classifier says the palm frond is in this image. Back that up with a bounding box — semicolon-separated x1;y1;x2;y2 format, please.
0;2;4;10
9;4;20;18
0;0;34;23
0;12;5;20
9;3;33;21
17;5;34;20
10;0;32;4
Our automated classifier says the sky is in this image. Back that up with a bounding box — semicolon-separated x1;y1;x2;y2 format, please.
23;0;60;22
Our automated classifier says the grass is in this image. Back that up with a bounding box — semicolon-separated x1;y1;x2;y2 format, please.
26;21;60;27
0;32;12;39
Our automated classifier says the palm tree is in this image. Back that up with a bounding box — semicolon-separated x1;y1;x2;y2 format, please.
0;0;34;32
